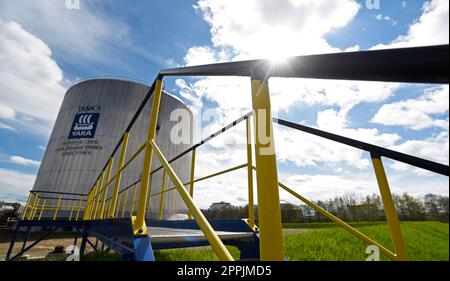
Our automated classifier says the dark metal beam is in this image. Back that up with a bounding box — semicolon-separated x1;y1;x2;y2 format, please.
160;45;449;84
274;117;449;176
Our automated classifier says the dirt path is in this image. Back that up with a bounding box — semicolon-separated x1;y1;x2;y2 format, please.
283;228;312;235
0;230;95;260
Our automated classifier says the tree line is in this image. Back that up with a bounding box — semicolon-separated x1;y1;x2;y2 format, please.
201;193;449;223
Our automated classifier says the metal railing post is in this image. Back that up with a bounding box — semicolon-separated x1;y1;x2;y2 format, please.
76;195;83;220
69;202;75;221
28;193;39;220
88;182;98;220
31;197;40;219
116;193;123;218
188;149;196;220
22;193;32;220
108;133;129;218
134;78;164;236
150;139;234;261
246;117;255;229
53;194;63;220
38;199;46;220
130;185;137;216
93;172;105;220
158;170;167;220
250;73;284;261
84;192;93;220
371;152;410;261
122;189;129;218
100;158;114;219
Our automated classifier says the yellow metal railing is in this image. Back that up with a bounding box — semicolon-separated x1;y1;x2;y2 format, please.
21;191;88;221
23;45;448;261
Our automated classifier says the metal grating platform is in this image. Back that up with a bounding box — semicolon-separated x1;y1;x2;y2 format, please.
148;227;254;243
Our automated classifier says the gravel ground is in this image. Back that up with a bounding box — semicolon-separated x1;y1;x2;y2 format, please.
0;230;95;260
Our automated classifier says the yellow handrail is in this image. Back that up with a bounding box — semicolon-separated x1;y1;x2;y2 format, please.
187;149;196;220
246;117;255;229
108;133;130;218
158;170;167;220
279;182;398;260
150;139;234;261
133;79;164;236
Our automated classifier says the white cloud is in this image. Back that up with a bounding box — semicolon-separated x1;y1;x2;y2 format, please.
9;156;41;167
372;0;449;49
389;131;449;166
375;14;398;26
174;0;449;206
0;122;15;131
275;109;401;170
0;102;16;120
372;85;449;130
0;0;130;64
195;0;360;59
0;168;36;203
280;170;449;204
0;20;66;135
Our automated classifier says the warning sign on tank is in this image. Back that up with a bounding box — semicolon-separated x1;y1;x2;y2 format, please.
69;113;100;139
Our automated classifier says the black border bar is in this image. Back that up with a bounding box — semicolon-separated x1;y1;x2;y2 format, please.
274;117;449;176
161;45;449;84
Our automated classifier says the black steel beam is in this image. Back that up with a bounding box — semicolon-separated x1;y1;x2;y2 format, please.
160;45;449;84
274;117;449;176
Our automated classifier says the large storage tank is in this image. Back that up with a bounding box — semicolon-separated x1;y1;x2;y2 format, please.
33;78;193;219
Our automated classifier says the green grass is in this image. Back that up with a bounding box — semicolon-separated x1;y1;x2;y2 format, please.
282;221;389;229
284;221;448;261
79;221;449;261
81;251;122;261
154;246;241;261
154;221;449;261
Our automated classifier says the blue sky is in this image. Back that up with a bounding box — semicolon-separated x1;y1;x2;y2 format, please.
0;0;448;207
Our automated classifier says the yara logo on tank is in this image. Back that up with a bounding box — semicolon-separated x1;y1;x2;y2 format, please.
69;112;100;139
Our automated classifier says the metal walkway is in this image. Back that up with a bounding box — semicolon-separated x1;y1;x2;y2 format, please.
6;219;259;261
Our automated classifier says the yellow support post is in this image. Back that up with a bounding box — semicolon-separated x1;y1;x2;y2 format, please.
93;172;105;220
130;185;137;216
122;188;129;218
279;182;397;260
53;194;63;220
100;158;114;219
83;192;93;220
69;202;75;221
250;75;284;261
76;195;83;220
22;193;32;220
108;133;129;218
134;78;164;236
246;117;255;229
31;198;40;220
88;182;98;220
28;193;39;220
150;139;234;261
116;193;123;218
371;153;410;261
187;149;196;220
38;199;46;220
158;170;167;220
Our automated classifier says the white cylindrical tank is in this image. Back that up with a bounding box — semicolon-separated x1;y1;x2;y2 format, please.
33;78;193;219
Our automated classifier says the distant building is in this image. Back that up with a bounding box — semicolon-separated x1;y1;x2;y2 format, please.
209;201;231;211
299;205;315;217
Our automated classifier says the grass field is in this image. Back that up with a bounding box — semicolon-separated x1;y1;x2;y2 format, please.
148;221;448;261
